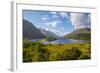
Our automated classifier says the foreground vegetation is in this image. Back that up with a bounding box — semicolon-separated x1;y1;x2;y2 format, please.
23;40;91;62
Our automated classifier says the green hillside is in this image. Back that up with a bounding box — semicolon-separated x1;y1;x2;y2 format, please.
64;28;91;40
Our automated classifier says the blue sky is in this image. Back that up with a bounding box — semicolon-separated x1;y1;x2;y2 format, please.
23;10;90;36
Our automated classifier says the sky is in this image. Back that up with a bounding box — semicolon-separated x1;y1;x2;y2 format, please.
23;10;91;37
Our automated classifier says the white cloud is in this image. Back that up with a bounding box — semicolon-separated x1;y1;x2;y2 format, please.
58;12;69;18
49;11;69;18
52;21;57;27
45;20;61;27
70;13;91;29
42;17;48;20
49;11;57;15
45;28;49;31
41;15;49;20
49;11;59;18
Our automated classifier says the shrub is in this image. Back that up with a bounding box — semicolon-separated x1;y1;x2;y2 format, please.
79;54;90;59
48;52;63;61
23;41;90;62
23;42;50;62
63;47;82;60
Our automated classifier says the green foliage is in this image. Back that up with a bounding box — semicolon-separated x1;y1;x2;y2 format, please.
45;36;57;41
23;40;91;62
79;54;90;59
62;47;82;60
64;28;91;40
23;41;49;62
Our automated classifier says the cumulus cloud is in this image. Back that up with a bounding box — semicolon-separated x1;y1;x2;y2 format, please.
45;21;61;27
49;11;69;18
52;21;57;27
49;11;59;18
70;13;91;29
41;15;49;20
58;12;69;18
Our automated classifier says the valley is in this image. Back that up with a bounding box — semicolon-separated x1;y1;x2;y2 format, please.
23;19;91;62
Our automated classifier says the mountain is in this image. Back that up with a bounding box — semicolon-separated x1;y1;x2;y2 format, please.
64;28;91;40
23;19;45;39
39;28;59;38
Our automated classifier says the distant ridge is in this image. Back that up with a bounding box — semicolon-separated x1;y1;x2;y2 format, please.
39;28;59;38
64;28;91;40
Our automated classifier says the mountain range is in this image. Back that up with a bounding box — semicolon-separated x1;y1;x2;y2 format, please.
39;28;58;38
23;19;91;40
